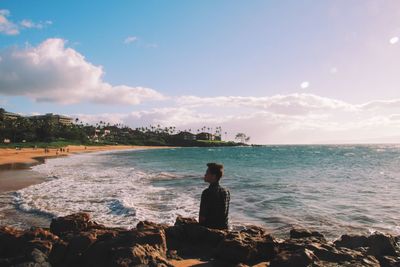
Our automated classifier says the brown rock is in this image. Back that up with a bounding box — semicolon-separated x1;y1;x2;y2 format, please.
136;220;168;230
50;212;92;236
48;240;68;266
270;248;318;267
377;255;400;267
290;228;325;240
334;234;369;249
367;233;398;257
174;215;198;226
0;225;24;257
26;239;53;255
308;243;362;262
215;229;277;263
22;227;59;242
66;232;98;260
216;232;254;262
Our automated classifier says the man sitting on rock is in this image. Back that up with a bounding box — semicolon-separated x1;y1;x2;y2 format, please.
199;163;230;229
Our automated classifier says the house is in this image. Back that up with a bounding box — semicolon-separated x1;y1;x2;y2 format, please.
173;131;196;141
196;132;214;141
29;113;73;125
214;135;222;141
0;110;22;121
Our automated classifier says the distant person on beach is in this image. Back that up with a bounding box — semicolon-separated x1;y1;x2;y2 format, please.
199;163;230;229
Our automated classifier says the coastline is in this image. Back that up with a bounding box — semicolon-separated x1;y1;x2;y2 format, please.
0;145;172;193
0;144;171;166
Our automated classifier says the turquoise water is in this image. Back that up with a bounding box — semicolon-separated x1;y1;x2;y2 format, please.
13;145;400;238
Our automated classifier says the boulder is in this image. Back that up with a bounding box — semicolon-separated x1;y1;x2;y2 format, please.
136;220;168;230
290;228;325;240
0;226;24;258
48;240;68;266
334;234;369;249
174;216;198;226
111;244;173;267
269;248;318;267
165;219;226;250
50;212;92;236
367;233;398;257
65;231;98;262
215;227;277;263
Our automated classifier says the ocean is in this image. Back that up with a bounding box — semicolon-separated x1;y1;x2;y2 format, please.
3;145;400;238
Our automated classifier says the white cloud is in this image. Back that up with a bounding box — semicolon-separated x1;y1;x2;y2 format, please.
177;94;356;115
0;10;51;35
124;36;138;44
0;38;165;105
20;19;52;29
73;93;400;144
0;9;19;35
389;36;399;44
300;81;310;89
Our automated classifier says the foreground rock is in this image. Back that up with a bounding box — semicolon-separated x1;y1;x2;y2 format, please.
0;213;399;266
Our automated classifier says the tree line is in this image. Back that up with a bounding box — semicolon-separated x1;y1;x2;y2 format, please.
0;109;250;146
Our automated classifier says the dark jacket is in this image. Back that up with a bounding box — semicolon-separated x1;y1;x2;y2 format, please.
199;182;230;229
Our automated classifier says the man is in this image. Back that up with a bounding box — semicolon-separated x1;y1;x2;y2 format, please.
199;163;230;229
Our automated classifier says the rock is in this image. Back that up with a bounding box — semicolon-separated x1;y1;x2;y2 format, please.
215;227;277;263
290;228;325;240
65;232;97;262
48;240;68;266
82;227;168;267
165;219;226;250
367;233;398;257
136;220;168;230
309;243;363;262
174;216;198;226
50;212;92;236
22;227;59;242
334;234;369;249
26;239;53;255
112;245;173;266
0;225;24;258
377;255;400;267
269;248;318;267
216;232;254;262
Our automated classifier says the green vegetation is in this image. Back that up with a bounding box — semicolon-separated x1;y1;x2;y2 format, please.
0;108;248;147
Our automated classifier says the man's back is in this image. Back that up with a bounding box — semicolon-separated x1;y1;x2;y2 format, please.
199;182;230;229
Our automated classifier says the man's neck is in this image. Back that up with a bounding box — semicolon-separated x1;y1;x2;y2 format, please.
209;181;219;187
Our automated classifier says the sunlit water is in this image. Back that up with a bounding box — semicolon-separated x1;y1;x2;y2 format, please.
5;145;400;238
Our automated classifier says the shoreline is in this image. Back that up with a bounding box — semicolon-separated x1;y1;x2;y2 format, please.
0;145;172;193
0;144;171;167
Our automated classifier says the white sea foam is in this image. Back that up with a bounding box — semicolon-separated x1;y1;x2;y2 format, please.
14;152;199;228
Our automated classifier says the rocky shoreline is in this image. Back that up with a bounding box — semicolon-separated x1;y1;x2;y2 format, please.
1;213;399;267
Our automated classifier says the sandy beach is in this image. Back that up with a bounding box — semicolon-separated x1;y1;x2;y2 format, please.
0;145;168;166
0;145;169;192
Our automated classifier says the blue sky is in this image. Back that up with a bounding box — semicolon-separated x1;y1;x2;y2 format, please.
1;1;400;143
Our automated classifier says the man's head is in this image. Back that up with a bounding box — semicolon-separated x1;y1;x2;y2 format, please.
204;163;224;183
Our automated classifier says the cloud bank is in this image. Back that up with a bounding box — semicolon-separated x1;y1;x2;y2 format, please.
0;38;165;104
75;93;400;144
0;9;51;35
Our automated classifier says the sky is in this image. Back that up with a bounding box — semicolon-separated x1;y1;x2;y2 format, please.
1;0;400;144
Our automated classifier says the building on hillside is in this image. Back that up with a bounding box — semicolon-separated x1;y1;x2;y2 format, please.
1;111;22;121
214;135;222;141
196;132;215;141
29;113;73;125
173;131;196;141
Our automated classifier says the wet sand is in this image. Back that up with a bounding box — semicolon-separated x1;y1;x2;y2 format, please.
0;145;167;166
0;168;46;193
0;145;169;192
